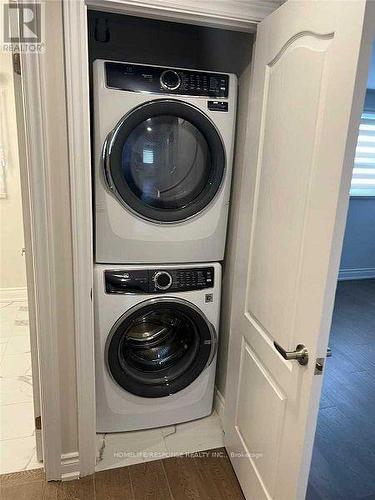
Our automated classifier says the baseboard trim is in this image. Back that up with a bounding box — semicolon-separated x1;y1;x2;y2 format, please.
0;287;28;302
338;268;375;281
61;452;80;481
214;388;225;427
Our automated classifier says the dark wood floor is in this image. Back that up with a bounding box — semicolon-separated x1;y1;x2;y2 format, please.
0;448;245;500
306;279;375;500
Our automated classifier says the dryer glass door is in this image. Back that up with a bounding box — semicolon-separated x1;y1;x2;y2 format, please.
104;100;225;222
106;299;216;398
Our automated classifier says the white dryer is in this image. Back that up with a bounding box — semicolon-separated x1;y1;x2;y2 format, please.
94;262;221;432
93;60;237;264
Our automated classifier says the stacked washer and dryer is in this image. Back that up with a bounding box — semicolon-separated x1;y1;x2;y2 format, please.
93;60;237;432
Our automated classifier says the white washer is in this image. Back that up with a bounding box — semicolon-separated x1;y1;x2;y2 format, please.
94;262;221;432
94;60;237;264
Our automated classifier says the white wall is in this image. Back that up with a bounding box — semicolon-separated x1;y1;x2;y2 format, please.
339;198;375;279
338;43;375;281
0;52;27;293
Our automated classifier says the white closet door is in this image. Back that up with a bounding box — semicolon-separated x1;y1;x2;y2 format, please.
224;1;375;499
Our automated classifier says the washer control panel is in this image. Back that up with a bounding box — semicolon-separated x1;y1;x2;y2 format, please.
105;267;214;294
105;62;229;98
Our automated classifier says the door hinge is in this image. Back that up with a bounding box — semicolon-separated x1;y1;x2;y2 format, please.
35;415;42;430
13;53;21;75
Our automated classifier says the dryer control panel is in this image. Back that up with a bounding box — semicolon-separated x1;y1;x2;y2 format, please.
105;62;229;98
105;267;214;294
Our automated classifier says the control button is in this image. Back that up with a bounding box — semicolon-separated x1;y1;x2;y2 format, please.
160;70;181;91
154;271;173;291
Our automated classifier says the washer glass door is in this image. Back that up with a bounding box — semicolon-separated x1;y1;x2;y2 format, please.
105;100;226;222
106;299;216;398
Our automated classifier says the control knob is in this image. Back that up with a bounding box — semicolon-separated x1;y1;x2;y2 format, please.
160;70;181;91
154;271;173;291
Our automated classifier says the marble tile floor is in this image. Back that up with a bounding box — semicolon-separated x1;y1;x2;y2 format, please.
96;410;224;472
0;300;42;475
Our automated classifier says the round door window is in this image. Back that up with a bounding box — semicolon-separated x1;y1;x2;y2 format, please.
105;100;226;223
106;299;216;398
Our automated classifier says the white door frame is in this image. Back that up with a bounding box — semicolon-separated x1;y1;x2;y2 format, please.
61;0;271;478
83;0;279;32
13;55;44;464
62;0;96;478
20;36;62;480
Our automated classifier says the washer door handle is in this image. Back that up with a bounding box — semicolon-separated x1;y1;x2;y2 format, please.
205;323;218;369
101;136;114;191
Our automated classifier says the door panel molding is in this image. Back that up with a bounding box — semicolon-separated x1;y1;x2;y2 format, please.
235;340;286;497
246;33;334;352
268;31;334;67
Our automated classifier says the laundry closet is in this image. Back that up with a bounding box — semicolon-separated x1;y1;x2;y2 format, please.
28;1;373;499
88;10;253;439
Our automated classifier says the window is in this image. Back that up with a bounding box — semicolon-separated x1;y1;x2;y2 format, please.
350;111;375;197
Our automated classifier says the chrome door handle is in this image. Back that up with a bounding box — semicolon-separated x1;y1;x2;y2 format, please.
274;342;309;366
101;136;114;192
